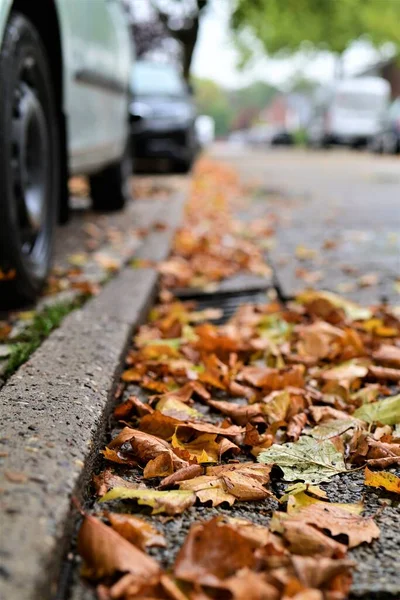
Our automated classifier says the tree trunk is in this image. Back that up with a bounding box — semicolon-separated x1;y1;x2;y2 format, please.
182;20;199;80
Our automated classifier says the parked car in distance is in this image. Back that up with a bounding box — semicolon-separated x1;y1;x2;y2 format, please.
307;77;390;148
0;0;132;307
247;124;293;147
370;97;400;154
130;61;197;173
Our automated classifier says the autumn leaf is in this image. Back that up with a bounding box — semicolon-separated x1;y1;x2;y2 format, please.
277;503;380;548
271;513;347;558
106;512;166;549
108;427;187;470
174;517;258;586
172;431;220;463
354;394;400;425
258;436;346;484
77;513;160;581
156;396;204;421
100;488;196;515
364;466;400;494
93;469;144;497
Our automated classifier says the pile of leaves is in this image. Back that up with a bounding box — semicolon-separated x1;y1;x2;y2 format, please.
77;287;400;599
158;158;274;290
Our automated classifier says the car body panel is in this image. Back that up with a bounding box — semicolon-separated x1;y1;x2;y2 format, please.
55;0;132;174
0;0;132;175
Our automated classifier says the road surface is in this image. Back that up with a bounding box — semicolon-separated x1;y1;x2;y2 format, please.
211;143;400;304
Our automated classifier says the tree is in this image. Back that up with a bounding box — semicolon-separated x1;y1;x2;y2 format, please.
126;0;209;79
194;78;234;136
231;0;400;76
151;0;210;80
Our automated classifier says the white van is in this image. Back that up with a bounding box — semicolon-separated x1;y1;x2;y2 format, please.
307;77;391;148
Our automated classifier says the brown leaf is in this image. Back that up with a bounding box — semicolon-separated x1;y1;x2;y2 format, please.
368;365;400;382
106;512;166;550
101;447;137;466
114;396;153;421
109;427;187;471
77;513;160;581
373;344;400;368
93;469;144;497
139;411;181;440
143;452;174;479
159;464;203;489
238;365;305;390
206;398;263;425
287;413;307;441
174;517;258;586
271;514;347;558
284;504;380;548
291;555;354;593
223;569;279;600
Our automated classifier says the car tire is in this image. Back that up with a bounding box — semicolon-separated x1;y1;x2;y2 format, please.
0;13;60;308
173;156;193;174
89;141;132;212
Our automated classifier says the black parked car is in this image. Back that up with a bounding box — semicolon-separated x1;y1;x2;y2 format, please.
371;98;400;154
130;61;197;173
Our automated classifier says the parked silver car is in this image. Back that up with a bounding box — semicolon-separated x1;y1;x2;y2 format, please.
0;0;132;306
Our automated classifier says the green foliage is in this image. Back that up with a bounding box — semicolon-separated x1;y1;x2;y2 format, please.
194;78;234;136
4;301;78;379
232;0;400;59
194;77;278;135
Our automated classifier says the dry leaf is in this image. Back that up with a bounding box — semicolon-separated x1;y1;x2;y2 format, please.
106;512;166;549
77;513;160;581
364;466;400;494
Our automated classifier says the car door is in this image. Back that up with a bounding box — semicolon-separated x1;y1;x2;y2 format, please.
57;0;131;173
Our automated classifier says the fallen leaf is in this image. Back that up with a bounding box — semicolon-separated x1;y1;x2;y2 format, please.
93;470;144;497
159;464;203;489
156;396;203;421
364;466;400;494
108;427;187;470
354;394;400;425
100;488;195;515
279;503;380;548
373;344;400;368
77;513;160;581
258;436;346;484
174;517;258;586
172;432;220;463
271;513;347;558
106;512;166;549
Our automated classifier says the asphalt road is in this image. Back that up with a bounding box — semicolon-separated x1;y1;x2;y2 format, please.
211;143;400;305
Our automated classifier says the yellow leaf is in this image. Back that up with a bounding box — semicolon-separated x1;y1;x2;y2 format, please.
364;467;400;494
99;488;195;515
171;432;220;463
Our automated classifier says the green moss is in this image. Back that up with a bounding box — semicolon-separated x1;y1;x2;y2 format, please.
3;301;79;379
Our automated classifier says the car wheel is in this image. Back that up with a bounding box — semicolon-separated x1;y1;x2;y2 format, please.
90;140;132;211
0;13;60;308
173;156;193;174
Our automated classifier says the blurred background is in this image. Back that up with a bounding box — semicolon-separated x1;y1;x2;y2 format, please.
127;0;400;149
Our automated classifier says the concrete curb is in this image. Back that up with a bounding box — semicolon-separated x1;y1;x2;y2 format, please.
0;194;185;600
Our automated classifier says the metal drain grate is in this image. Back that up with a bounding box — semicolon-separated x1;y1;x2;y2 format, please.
179;289;273;324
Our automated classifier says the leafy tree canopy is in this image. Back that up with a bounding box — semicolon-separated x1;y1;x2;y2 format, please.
232;0;400;57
